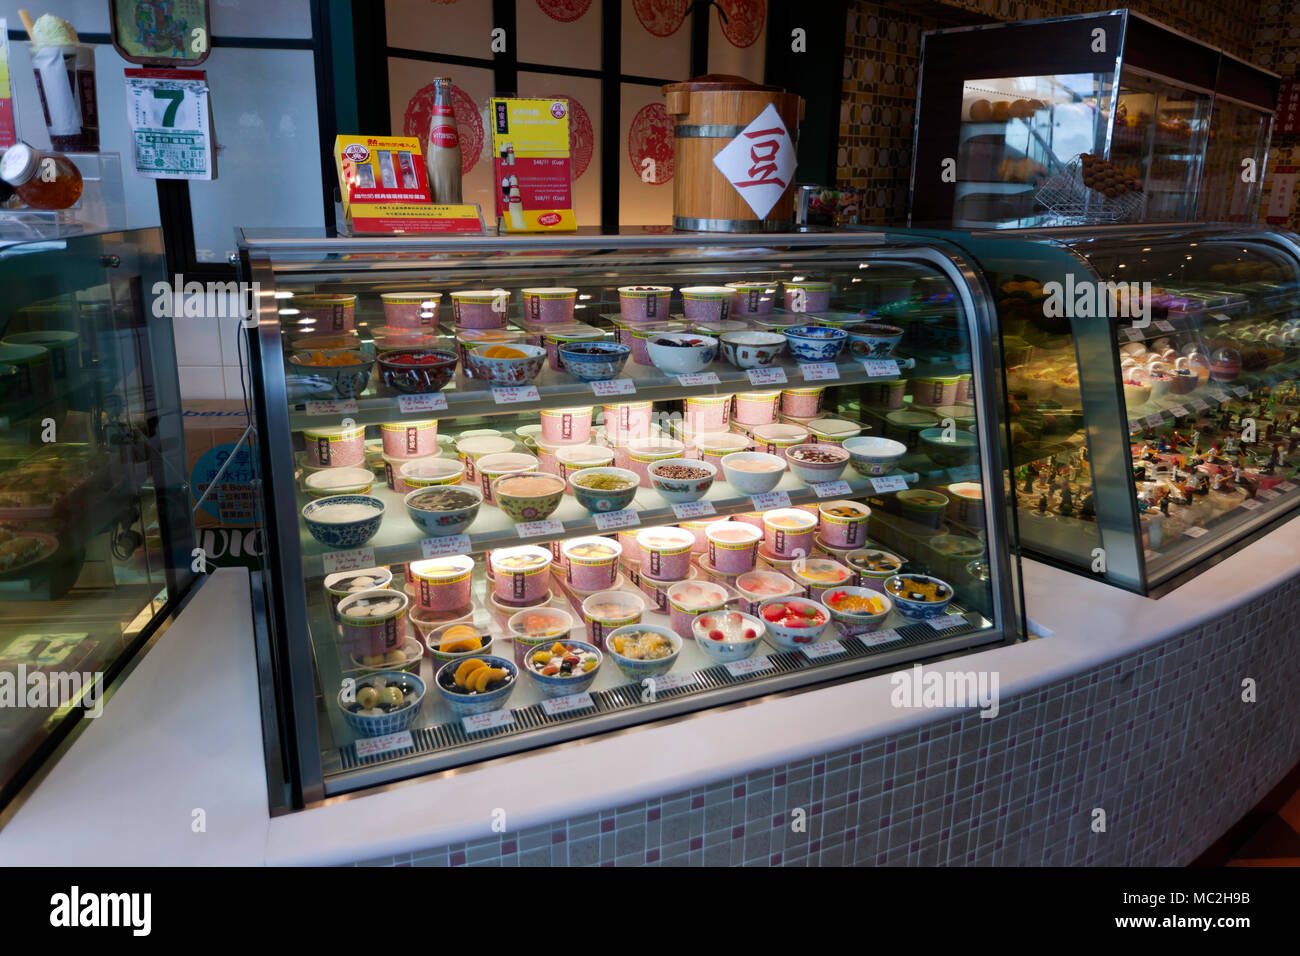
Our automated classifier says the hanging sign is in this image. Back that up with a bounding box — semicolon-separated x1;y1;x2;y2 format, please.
124;67;214;179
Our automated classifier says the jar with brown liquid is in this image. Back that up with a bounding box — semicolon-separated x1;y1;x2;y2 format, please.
0;142;84;210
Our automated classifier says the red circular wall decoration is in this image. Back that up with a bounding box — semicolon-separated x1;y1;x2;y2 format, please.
550;94;594;179
718;0;764;48
536;0;593;22
628;103;674;185
632;0;689;37
403;82;485;176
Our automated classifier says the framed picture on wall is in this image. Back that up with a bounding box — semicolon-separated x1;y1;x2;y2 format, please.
109;0;212;67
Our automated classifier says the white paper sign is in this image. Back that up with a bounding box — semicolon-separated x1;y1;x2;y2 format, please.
1233;385;1250;397
1240;498;1262;511
1145;414;1165;428
540;692;595;716
304;400;358;416
927;613;968;631
800;362;840;381
492;385;540;404
322;547;376;574
859;628;903;647
871;475;908;494
462;710;515;734
1168;405;1190;419
673;501;717;519
1279;482;1297;493
810;480;852;498
124;68;215;180
354;731;413;759
751;491;791;510
1258;488;1281;501
590;378;636;397
1122;327;1144;341
747;367;787;386
1188;398;1209;412
677;372;720;387
1183;525;1209;538
1154;320;1175;332
725;656;775;677
711;103;796;220
398;392;448;413
645;673;698;693
1211;312;1231;323
593;508;640;531
421;534;471;558
862;359;900;377
516;519;564;538
802;640;845;660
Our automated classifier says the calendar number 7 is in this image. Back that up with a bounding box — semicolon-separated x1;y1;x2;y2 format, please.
152;89;185;127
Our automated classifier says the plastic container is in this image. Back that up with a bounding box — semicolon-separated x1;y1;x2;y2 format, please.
617;285;673;322
783;280;831;313
302;424;365;468
780;387;823;418
752;423;809;460
456;434;516;484
862;379;906;410
450;289;507;329
734;569;799;617
324;568;394;619
946;481;985;527
380;419;438;459
679;285;733;322
561;536;623;591
543;326;604;371
726;280;778;316
555;443;615;487
910;376;962;407
734;390;782;425
602;401;654;442
626;436;686;488
475;452;539;504
684;394;733;434
540;406;594;443
456;329;527;378
665;580;731;641
581;590;646;651
704;520;762;574
789;556;854;603
818;499;871;548
636;526;695;581
522;287;578;324
381;291;440;329
507;607;575;667
693;431;751;467
807;418;862;446
491;545;554;606
847;548;905;592
408;555;475;613
295;293;356;332
305;466;374;498
763;508;818;558
337;588;409;657
395;457;465;494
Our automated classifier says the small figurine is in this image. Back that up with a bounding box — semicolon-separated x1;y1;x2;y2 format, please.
1037;493;1049;515
1058;486;1074;517
1080;492;1096;519
1023;469;1035;495
1159;495;1170;516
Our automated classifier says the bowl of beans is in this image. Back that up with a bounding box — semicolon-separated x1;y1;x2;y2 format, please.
376;348;457;394
648;458;717;503
785;443;850;484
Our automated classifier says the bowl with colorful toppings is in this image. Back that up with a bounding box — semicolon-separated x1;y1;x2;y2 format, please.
286;349;375;399
690;610;765;663
506;606;575;667
569;466;640;513
403;484;482;537
605;624;682;680
758;597;830;649
648;458;717;503
785;443;850;484
422;622;495;663
337;671;426;737
557;341;631;382
435;655;519;716
523;640;603;698
376;348;457;394
644;332;719;374
302;495;385;549
883;574;953;620
822;587;892;635
466;343;547;386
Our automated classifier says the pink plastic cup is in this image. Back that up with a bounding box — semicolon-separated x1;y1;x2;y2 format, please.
694;432;752;468
561;536;623;591
380;419;438;459
603;402;653;442
624;323;684;365
296;293;356;333
408;555;474;612
381;292;440;329
734;390;781;426
490;546;553;605
556;444;615;487
541;406;594;443
704;520;762;574
763;508;818;558
735;570;800;617
450;290;506;329
522;287;577;324
684;395;732;434
780;387;824;418
544;328;604;371
626;437;685;488
302;424;365;468
818;500;871;548
727;281;777;316
666;580;730;641
680;286;732;322
783;281;831;313
337;588;409;657
635;526;694;581
617;285;672;322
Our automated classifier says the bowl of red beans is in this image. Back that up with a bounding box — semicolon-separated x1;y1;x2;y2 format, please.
376;348;458;394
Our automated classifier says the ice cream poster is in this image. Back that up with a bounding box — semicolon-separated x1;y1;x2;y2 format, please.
489;97;576;233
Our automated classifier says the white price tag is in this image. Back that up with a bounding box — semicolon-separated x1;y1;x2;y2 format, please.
462;710;515;734
304;399;358;416
539;692;595;717
1257;488;1281;501
492;385;540;404
810;480;852;498
1240;498;1262;511
802;640;845;660
862;359;900;377
124;69;214;180
800;362;840;381
397;392;448;413
1211;312;1231;322
321;547;376;574
1233;385;1250;397
354;731;413;759
1279;482;1297;493
673;501;717;519
1188;398;1209;412
645;673;699;693
870;475;909;494
1122;327;1144;341
677;372;720;387
1128;420;1142;434
859;628;903;647
1145;414;1165;428
928;613;968;631
746;366;788;386
421;534;471;558
590;378;636;397
1183;525;1209;538
516;519;564;538
1168;405;1190;419
750;491;791;510
1154;320;1175;332
724;656;775;677
593;509;640;531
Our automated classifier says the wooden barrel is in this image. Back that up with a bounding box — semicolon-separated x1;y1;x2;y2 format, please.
664;75;804;233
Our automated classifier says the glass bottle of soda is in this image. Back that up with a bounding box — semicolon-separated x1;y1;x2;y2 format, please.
425;77;463;204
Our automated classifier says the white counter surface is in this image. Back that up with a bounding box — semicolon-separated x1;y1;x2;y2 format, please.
3;517;1298;866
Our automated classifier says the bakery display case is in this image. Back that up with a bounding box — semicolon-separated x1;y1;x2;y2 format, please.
237;229;1023;804
0;228;196;811
939;224;1300;595
911;10;1279;229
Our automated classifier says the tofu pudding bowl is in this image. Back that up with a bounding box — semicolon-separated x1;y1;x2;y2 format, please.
665;580;732;641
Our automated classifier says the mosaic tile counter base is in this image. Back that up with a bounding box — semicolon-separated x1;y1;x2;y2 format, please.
350;575;1300;866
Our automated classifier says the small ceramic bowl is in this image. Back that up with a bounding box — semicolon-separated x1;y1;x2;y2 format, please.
719;451;787;494
558;342;632;382
569;466;640;513
644;332;718;374
376;348;457;394
758;596;831;650
843;436;908;477
434;655;519;716
304;466;375;498
648;458;717;503
286;350;375;399
690;610;766;663
820;586;892;635
302;495;384;549
523;639;603;698
784;443;850;483
883;573;954;620
783;326;847;363
604;624;683;681
403;485;483;536
719;330;787;369
492;472;567;523
337;670;425;737
919;428;978;468
845;323;904;359
466;343;547;385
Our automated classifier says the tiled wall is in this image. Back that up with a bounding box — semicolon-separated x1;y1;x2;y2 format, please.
173;299;251;401
348;572;1300;866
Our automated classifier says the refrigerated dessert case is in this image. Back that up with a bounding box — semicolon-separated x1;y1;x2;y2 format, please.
936;225;1300;595
0;228;196;812
237;229;1023;804
911;10;1278;229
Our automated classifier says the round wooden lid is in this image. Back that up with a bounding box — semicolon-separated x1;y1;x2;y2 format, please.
662;74;785;95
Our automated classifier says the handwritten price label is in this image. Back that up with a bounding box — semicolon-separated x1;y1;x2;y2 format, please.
1183;525;1209;538
800;362;840;381
1232;385;1250;397
677;372;720;387
725;656;774;678
421;534;471;558
802;640;846;660
673;501;716;519
354;731;413;759
304;399;358;416
540;691;595;717
492;385;540;404
810;480;852;498
462;710;515;734
1144;414;1165;428
862;359;900;377
928;613;968;631
1240;498;1262;511
1128;420;1142;434
1168;405;1190;419
397;392;448;413
1279;482;1297;493
746;366;787;386
516;519;564;538
322;547;376;574
593;509;640;531
1188;398;1209;412
859;628;902;647
870;475;908;494
1211;312;1231;323
1122;327;1144;341
1257;488;1281;501
1153;320;1175;332
750;491;791;510
590;378;636;397
645;673;698;693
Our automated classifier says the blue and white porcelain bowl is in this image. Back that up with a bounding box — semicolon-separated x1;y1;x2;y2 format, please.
883;573;954;620
569;466;640;513
558;342;631;382
783;325;847;363
337;670;425;738
302;494;385;549
434;655;519;717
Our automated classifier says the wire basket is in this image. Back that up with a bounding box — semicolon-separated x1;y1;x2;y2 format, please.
1035;157;1146;225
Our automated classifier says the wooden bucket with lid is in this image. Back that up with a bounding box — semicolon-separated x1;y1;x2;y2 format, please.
663;74;803;233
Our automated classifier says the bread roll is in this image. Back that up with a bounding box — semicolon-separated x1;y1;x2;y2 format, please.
969;99;993;121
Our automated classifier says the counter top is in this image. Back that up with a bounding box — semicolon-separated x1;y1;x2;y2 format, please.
4;515;1298;866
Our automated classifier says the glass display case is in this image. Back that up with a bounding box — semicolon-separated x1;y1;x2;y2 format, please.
0;228;196;814
938;225;1300;595
237;229;1024;805
911;10;1278;229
